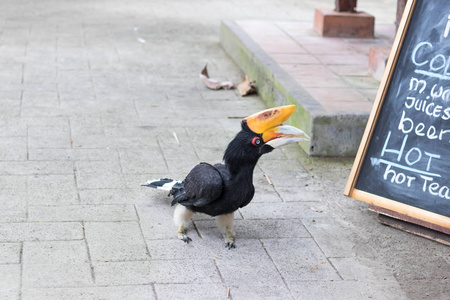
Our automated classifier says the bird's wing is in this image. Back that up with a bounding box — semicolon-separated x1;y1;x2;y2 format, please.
179;163;227;207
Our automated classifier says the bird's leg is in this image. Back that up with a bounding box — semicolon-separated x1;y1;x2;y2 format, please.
217;212;235;249
173;204;194;243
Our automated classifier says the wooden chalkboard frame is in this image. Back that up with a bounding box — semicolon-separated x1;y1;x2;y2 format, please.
344;0;450;230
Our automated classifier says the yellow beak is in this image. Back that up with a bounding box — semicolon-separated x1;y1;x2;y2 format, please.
263;125;310;148
243;105;296;134
243;105;310;147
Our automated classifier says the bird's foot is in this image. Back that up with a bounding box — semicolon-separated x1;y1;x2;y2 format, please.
180;235;192;243
223;231;235;249
177;225;192;243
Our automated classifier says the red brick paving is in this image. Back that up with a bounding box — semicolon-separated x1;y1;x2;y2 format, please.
235;20;396;113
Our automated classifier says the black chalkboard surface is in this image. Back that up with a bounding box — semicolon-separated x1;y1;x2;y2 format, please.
345;0;450;229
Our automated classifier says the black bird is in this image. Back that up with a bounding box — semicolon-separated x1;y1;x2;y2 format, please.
143;105;310;248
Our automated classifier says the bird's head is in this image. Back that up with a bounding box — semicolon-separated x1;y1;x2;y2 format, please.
224;105;310;170
243;104;310;152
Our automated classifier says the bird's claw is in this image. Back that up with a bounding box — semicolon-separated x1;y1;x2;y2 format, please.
223;231;235;249
177;225;192;243
182;236;192;243
225;241;235;249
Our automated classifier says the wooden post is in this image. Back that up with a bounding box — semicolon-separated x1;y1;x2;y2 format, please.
335;0;357;13
314;0;374;38
396;0;408;29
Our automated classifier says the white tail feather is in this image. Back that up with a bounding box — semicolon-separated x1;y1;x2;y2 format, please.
142;178;182;191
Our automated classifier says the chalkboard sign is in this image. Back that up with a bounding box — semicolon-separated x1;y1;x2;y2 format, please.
345;0;450;230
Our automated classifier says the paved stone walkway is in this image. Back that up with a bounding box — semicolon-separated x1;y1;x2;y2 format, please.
0;0;448;299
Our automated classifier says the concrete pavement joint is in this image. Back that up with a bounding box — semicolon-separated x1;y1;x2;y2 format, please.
301;219;345;281
258;238;295;300
82;222;96;284
135;204;153;260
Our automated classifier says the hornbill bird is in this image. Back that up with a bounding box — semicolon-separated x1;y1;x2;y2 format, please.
142;105;310;249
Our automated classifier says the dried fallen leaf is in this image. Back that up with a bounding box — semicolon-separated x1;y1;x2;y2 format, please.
199;65;234;90
311;266;318;269
237;75;256;96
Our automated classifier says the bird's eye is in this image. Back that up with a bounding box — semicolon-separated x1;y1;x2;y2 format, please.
251;137;262;146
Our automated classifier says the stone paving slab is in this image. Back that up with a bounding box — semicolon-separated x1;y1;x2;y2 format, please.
27;174;78;205
0;243;21;264
288;280;406;300
216;255;286;286
28;204;137;222
154;283;226;300
262;238;341;282
23;264;94;288
0;190;27;222
22;286;156;300
0;222;84;242
0;264;21;300
94;259;222;286
28;148;119;161
84;221;149;262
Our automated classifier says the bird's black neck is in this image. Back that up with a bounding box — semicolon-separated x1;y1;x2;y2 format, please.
225;158;258;179
223;131;261;177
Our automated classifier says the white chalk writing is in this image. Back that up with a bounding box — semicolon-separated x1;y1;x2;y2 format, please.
370;13;450;203
411;41;450;80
